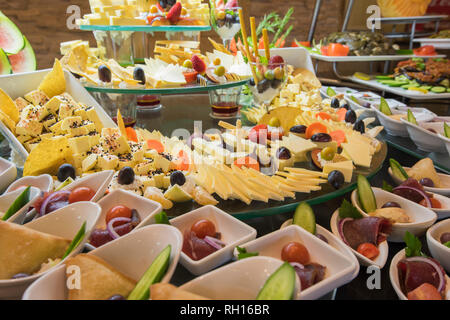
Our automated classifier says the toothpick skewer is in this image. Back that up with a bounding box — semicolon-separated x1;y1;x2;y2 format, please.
262;28;271;61
250;17;258;57
238;9;259;85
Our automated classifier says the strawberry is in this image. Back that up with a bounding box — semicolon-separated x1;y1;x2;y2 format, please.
225;0;238;9
191;55;206;74
166;2;182;23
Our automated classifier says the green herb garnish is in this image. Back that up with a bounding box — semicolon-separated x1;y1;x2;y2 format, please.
236;246;259;260
382;180;394;193
404;231;426;258
2;186;30;221
155;211;170;225
338;199;363;219
444;241;450;248
62;221;86;259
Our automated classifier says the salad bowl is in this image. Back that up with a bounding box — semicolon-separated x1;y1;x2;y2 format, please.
1;186;41;224
330;210;389;268
320;86;358;99
351;188;437;242
401;118;448;153
0;201;101;299
388;167;450;197
426;218;450;273
0;157;17;192
170;205;257;276
389;249;450;300
179;256;302;300
23;224;183;300
5;174;53;194
233;225;358;300
85;189;163;250
280;219;360;279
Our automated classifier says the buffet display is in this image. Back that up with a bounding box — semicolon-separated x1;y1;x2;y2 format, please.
0;1;449;302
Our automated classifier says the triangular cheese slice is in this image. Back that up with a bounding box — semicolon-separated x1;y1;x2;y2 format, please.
0;221;70;279
66;254;136;300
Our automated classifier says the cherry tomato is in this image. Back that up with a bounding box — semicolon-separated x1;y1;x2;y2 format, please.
191;219;216;239
328;43;350;56
68;187;96;204
357;243;380;260
281;242;310;264
420;197;442;209
105;205;132;225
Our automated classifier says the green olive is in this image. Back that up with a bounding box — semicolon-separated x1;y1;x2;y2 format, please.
269;117;281;127
320;147;335;161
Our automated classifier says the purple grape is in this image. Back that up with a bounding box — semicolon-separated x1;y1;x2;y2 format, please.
419;178;435;187
276;147;291;160
11;273;30;279
316;234;328;243
311;133;332;142
440;232;450;244
108;295;126;300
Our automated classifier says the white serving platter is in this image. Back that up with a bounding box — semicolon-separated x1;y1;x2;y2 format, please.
259;47;315;74
310;53;446;63
0;69;116;164
413;38;450;50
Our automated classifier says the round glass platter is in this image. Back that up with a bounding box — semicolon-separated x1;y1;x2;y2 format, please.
136;94;388;220
79;25;211;32
83;79;249;95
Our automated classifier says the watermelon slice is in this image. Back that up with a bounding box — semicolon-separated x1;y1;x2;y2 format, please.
0;11;24;55
8;36;36;73
0;48;12;75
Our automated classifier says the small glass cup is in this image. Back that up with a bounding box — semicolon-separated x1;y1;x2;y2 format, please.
248;60;287;107
209;86;242;119
91;92;137;127
210;4;241;49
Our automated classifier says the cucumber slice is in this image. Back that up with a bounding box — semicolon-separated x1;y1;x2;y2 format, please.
357;175;377;213
375;75;392;81
292;202;316;235
379;98;392;116
389;158;409;181
419;86;432;91
55;177;74;191
379;80;409;87
256;262;296;300
407;109;417;125
444;123;450;138
326;87;337;97
0;48;12;75
431;86;446;93
1;186;30;221
127;245;171;300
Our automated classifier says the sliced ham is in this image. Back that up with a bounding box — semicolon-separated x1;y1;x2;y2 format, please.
341;217;391;250
182;230;218;261
293;263;326;290
397;258;446;296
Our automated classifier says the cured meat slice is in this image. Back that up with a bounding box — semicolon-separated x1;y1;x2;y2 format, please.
342;217;391;250
293;263;326;290
397;258;445;295
182;230;218;261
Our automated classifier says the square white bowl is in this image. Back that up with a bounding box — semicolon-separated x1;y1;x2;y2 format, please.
180;256;302;300
0;157;17;192
5;174;53;194
437;133;450;157
371;105;409;137
320;86;358;99
401;118;447;153
233;225;358;300
388;167;450;197
22;224;183;300
85;189;162;250
0;69;116;163
170;205;257;276
0;201;101;299
1;186;42;224
426;218;450;273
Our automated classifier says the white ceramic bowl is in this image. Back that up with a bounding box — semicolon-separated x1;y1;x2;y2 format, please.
280;219;360;279
401;119;447;153
351;188;437;242
170;205;257;276
0;157;17;192
22;224;183;300
426;218;450;273
389;249;450;300
1;186;42;224
344;91;378;117
6;174;53;194
84;189;163;250
371;105;408;137
436;132;450;156
388;167;450;197
26;170;114;221
0;201;101;299
330;209;389;268
320;86;358;99
232;225;358;300
180;256;302;300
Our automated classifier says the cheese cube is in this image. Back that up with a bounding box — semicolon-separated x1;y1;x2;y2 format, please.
17;135;32;144
24;90;49;106
74;108;88;120
21;105;49;122
42;115;57;131
287;84;300;94
44;96;65;114
100;131;131;155
61;116;83;131
280;89;294;102
323;161;354;183
134;159;156;175
68;136;92;154
59;103;74;119
72;153;87;169
82;154;98;172
16;119;43;137
48;121;64;135
14;97;29;112
117;153;134;169
86;107;104;132
97;154;119;170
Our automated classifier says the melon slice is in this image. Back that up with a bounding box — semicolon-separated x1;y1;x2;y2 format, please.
0;48;12;75
8;36;36;73
0;11;24;55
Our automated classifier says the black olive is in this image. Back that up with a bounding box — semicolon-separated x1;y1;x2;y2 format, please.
257;79;270;93
330;97;340;108
419;178;434;187
290;125;307;134
57;164;76;182
11;273;30;279
353;120;365;134
108;295;126;300
271;79;282;89
345;109;357;124
118;167;135;185
233;14;240;24
159;0;168;8
311;132;332;142
276;147;291;160
249;78;256;86
98;65;112;83
382;202;401;208
133;67;146;85
328;170;345;189
170;171;186;186
167;0;176;5
341;103;350;110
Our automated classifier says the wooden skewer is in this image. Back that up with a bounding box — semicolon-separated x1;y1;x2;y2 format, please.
250;17;258;57
262;28;270;61
238;9;259;85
